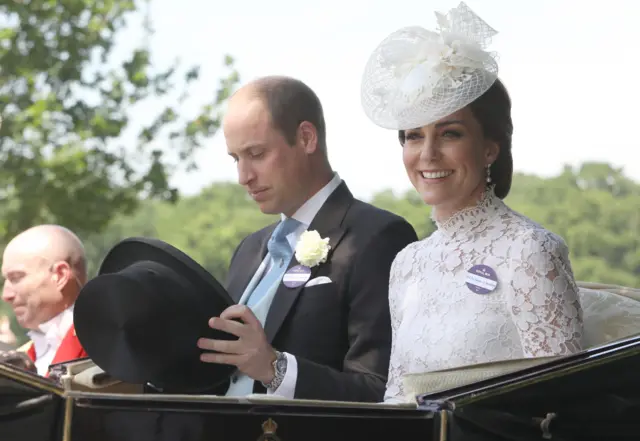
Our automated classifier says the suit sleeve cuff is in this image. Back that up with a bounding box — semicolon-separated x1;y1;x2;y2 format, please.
266;352;297;398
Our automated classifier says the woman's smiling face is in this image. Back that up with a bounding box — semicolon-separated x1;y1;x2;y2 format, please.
401;106;499;220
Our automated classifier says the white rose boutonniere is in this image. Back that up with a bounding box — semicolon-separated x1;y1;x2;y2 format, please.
294;230;331;268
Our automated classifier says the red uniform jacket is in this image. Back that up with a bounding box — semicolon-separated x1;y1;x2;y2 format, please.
21;324;88;377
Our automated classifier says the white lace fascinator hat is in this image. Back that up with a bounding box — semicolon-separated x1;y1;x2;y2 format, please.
361;2;499;130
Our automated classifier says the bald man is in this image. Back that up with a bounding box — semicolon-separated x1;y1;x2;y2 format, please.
1;224;89;376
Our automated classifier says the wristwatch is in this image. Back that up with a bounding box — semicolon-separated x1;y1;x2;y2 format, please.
263;350;287;390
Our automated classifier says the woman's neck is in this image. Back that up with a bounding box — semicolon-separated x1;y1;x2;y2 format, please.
431;182;489;223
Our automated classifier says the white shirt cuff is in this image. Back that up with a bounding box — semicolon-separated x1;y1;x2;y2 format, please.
266;352;297;398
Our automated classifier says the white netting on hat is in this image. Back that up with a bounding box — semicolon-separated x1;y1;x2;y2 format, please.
361;2;499;130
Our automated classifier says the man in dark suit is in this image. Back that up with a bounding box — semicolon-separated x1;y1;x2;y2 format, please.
197;76;418;403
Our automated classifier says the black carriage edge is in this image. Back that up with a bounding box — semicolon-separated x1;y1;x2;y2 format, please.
416;333;640;441
1;333;640;441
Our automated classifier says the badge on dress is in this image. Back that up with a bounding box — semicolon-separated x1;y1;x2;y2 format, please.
465;264;498;294
282;265;311;288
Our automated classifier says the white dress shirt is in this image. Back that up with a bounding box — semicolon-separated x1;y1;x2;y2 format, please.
27;306;74;376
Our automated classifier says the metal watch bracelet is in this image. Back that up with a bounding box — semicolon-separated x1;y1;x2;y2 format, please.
263;350;287;390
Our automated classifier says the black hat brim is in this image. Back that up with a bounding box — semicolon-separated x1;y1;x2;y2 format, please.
74;237;238;393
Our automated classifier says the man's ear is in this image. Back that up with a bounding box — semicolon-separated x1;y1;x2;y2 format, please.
51;261;72;289
297;121;319;154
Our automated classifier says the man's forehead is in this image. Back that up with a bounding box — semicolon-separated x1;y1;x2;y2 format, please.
225;95;270;127
2;255;37;275
224;100;275;152
2;246;49;272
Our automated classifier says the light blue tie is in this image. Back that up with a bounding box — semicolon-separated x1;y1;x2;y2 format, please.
246;218;301;308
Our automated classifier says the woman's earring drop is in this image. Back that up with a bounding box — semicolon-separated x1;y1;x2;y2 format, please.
486;164;492;183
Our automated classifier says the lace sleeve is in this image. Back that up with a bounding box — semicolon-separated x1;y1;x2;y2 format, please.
508;231;584;357
383;248;410;403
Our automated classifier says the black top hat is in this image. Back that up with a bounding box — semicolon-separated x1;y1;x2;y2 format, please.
74;237;238;393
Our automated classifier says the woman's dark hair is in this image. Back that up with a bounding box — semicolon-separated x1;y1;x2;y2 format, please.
398;78;513;199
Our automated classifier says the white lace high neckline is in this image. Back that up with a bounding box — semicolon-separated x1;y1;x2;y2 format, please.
432;186;504;235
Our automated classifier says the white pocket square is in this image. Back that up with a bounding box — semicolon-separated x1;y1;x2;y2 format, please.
304;276;332;287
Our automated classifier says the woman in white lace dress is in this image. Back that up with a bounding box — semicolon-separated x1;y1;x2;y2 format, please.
360;2;584;403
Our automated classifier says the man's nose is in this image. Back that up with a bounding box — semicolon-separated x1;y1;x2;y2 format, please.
237;161;256;186
1;287;15;303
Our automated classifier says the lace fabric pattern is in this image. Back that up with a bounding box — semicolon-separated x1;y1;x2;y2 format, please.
384;188;584;403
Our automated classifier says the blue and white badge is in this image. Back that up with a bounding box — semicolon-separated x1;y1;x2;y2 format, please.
465;264;498;294
282;265;311;288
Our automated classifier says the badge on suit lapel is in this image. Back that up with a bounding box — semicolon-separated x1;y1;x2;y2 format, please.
264;225;347;343
283;265;311;288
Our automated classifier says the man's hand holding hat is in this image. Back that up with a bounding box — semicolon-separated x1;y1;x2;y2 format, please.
197;305;277;385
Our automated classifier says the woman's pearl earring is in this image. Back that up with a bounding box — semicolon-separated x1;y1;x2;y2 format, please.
486;164;492;183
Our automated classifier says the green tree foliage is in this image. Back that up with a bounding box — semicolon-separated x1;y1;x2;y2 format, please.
370;189;436;239
503;164;640;287
0;0;239;242
83;183;277;280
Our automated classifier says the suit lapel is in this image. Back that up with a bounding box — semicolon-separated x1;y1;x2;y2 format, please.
264;182;353;343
